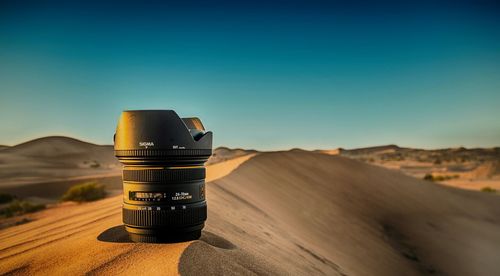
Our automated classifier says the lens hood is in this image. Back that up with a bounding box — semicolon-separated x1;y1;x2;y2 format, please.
114;110;212;164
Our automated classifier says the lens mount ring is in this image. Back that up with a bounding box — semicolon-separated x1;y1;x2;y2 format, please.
125;224;204;243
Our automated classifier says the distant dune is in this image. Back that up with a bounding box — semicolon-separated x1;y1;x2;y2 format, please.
330;144;404;155
206;146;257;165
2;136;112;158
0;136;121;188
1;151;500;275
323;145;500;191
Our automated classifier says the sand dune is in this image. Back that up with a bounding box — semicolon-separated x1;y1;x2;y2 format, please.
0;137;255;202
206;147;257;165
330;145;500;192
1;151;500;275
2;136;112;158
0;136;121;187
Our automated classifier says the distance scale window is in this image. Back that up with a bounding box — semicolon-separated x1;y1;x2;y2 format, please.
130;191;168;202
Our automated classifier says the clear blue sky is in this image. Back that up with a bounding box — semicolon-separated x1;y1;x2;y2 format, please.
1;1;499;150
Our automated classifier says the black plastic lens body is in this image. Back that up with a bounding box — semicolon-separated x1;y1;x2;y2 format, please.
114;110;212;243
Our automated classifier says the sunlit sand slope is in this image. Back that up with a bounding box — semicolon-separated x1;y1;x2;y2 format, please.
0;155;254;275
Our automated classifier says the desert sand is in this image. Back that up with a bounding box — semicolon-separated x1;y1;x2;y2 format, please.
324;145;500;192
1;151;500;275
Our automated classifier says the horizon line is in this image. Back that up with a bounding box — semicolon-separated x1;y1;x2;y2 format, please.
1;135;498;151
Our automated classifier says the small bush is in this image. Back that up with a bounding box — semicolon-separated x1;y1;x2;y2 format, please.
0;193;15;204
0;200;45;218
481;187;497;193
61;182;107;202
433;175;446;181
423;174;434;181
423;174;459;182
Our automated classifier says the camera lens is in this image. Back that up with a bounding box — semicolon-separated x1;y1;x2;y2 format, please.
114;110;213;243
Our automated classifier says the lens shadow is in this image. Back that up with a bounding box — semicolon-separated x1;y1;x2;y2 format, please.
97;225;204;244
97;225;133;243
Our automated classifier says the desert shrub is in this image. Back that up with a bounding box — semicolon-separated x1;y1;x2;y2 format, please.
15;217;33;225
0;193;15;204
434;175;445;181
423;174;459;182
61;182;107;202
423;174;434;181
481;187;497;193
0;200;45;218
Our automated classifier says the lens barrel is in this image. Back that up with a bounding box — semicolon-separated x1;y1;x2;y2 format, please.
114;110;212;243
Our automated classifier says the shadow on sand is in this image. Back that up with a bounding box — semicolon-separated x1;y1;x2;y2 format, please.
97;225;133;243
97;226;231;245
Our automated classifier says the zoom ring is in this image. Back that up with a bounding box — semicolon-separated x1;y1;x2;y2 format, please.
115;149;212;158
123;167;205;182
123;204;207;227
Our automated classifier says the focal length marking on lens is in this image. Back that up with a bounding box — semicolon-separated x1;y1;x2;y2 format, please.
130;191;194;202
123;202;207;228
172;192;192;201
135;205;186;211
130;191;168;201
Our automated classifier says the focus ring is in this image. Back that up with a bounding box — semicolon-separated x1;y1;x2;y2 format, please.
123;204;207;227
123;167;205;182
115;149;212;158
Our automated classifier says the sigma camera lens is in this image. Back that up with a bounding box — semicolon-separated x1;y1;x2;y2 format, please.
114;110;212;243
